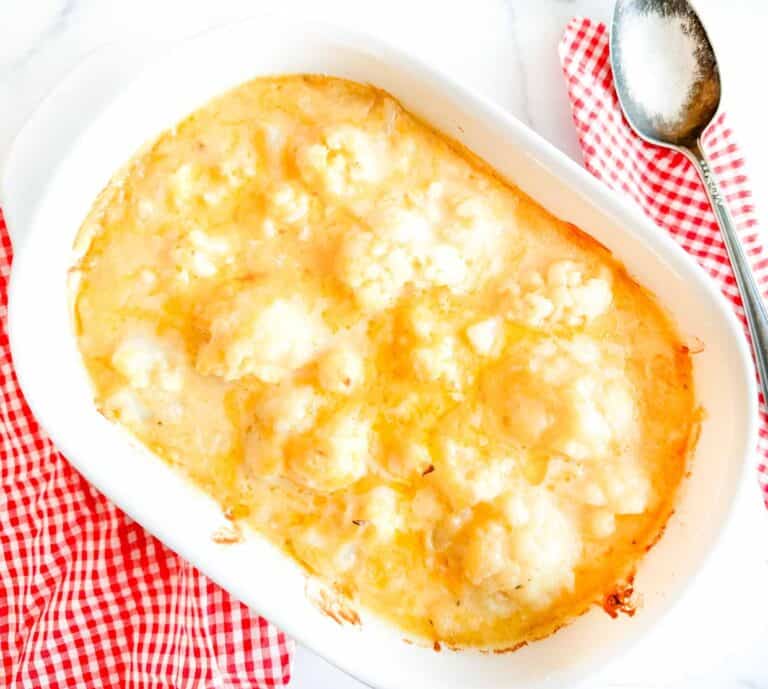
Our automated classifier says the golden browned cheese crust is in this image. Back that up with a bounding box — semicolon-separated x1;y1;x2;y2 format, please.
72;75;696;649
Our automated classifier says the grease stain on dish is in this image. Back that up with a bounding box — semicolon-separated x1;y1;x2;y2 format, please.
601;577;637;619
306;579;362;627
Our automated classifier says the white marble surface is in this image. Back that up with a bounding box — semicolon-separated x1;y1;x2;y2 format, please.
2;1;767;687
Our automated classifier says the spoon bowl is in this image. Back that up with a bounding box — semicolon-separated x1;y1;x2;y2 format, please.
611;0;720;147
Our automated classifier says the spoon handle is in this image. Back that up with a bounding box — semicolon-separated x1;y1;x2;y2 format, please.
686;141;768;404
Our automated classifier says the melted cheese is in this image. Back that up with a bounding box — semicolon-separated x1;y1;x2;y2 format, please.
73;75;696;649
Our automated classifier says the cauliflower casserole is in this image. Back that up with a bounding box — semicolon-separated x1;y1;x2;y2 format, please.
72;76;697;649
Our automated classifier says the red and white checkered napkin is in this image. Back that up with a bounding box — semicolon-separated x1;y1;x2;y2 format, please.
559;17;768;505
0;216;292;687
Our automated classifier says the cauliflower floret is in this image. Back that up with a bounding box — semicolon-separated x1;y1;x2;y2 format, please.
258;385;320;435
296;125;383;196
358;486;403;540
449;197;505;268
459;485;583;606
421;243;468;289
499;336;637;464
508;489;582;608
196;295;330;383
603;462;652;514
170;163;200;204
466;317;502;356
556;376;614;460
501;390;552;445
269;183;310;224
102;387;151;427
337;203;478;303
508;261;613;328
112;333;183;392
527;336;600;387
260;217;278;239
170;164;231;208
567;335;604;366
139;269;157;287
411;336;461;387
528;339;634;459
409;488;444;531
462;520;514;586
201;185;228;207
458;489;581;607
547;260;582;287
560;371;635;460
501;493;531;527
367;203;433;247
333;541;358;572
286;410;371;492
555;281;612;326
590;509;616;538
336;232;414;311
405;181;445;223
546;261;614;324
545;454;651;516
317;345;365;394
583;482;608;507
601;380;636;435
406;303;440;341
520;293;555;326
261;122;286;171
434;438;515;509
173;229;231;281
135;196;158;221
340;203;469;300
217;127;261;186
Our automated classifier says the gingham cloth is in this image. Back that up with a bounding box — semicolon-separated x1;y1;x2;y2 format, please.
0;212;292;686
559;17;768;505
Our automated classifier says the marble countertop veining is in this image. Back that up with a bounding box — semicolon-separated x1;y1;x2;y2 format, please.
1;1;767;688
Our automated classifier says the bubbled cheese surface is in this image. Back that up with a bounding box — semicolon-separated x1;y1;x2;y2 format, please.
72;76;696;649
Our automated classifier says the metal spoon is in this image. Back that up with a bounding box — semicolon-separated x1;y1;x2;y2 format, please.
610;0;768;402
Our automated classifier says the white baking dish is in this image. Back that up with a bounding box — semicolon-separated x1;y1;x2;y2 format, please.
1;17;758;689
